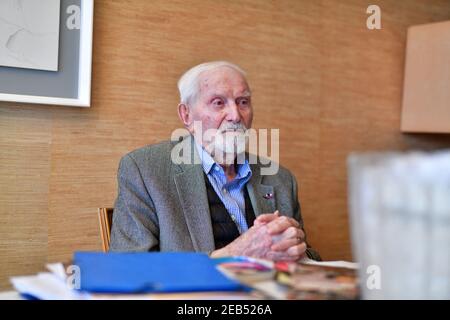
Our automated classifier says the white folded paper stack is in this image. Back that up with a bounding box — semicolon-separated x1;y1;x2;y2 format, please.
10;263;90;300
348;150;450;299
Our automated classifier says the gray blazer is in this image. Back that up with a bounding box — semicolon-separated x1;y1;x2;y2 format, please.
110;135;320;260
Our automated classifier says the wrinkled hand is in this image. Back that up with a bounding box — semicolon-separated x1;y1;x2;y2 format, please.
260;212;306;261
211;211;306;261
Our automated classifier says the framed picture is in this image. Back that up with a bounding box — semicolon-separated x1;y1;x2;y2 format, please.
0;0;94;107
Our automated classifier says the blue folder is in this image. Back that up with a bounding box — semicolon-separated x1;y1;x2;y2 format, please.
74;252;244;293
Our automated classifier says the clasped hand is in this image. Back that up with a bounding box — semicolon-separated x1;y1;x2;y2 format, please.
211;211;306;261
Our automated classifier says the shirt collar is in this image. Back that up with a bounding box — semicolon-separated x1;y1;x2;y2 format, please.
194;140;216;174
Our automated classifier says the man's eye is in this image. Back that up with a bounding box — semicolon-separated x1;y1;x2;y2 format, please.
238;98;250;107
212;99;224;106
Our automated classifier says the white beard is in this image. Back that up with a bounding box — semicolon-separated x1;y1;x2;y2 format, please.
214;131;247;154
206;130;247;165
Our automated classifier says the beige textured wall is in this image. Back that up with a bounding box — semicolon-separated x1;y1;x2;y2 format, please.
1;0;450;290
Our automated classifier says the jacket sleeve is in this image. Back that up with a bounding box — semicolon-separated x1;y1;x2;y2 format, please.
109;154;160;252
291;173;322;261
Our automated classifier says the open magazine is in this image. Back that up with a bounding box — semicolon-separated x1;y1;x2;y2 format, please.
215;256;359;300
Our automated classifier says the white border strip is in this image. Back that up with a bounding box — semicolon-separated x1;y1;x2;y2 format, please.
0;0;94;107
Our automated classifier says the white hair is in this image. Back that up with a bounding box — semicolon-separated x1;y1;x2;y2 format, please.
177;61;248;106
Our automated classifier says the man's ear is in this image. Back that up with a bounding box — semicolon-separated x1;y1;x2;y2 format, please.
177;103;192;129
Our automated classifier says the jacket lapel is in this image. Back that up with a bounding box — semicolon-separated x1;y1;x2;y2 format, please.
173;136;215;253
247;163;277;217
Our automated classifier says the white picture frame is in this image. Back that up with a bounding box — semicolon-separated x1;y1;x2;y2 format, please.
0;0;94;107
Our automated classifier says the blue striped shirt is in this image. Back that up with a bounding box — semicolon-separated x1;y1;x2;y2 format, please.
195;142;252;234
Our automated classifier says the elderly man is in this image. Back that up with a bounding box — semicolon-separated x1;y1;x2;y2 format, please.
110;61;320;261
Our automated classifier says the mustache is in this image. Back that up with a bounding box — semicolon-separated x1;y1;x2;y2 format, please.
219;123;247;134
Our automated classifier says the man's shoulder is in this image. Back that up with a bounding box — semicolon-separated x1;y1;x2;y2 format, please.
119;139;178;171
126;139;175;159
274;163;294;179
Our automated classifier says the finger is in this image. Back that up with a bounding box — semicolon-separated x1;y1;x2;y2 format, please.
271;216;301;231
254;212;279;225
286;242;307;258
270;238;300;251
271;227;305;250
265;250;298;262
253;219;264;227
267;216;300;235
271;226;304;243
267;244;306;262
266;217;291;235
296;228;305;241
256;212;299;227
265;251;289;261
255;210;279;221
286;217;300;228
286;226;301;239
255;213;278;222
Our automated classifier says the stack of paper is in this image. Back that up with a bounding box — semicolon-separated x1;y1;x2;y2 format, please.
11;263;90;300
348;150;450;299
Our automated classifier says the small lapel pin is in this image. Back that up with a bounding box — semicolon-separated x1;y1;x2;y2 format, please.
263;193;273;199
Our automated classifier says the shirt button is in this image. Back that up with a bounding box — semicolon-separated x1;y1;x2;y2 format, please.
222;188;227;193
231;216;236;222
215;167;220;171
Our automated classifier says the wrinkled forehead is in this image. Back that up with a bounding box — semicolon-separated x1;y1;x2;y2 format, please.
198;66;251;96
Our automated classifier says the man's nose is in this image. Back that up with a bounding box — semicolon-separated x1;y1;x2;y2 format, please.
225;102;241;123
